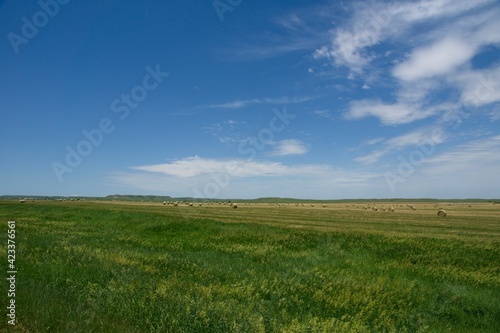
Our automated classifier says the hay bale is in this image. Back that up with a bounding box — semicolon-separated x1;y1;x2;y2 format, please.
437;209;447;217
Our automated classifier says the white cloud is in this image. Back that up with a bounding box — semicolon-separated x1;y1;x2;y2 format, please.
355;150;387;165
346;100;413;124
314;0;494;75
313;29;371;74
230;0;494;66
346;100;443;125
424;135;500;171
131;156;335;178
220;5;340;61
355;126;447;164
110;135;500;199
490;108;500;121
314;0;500;126
111;157;381;199
453;65;500;107
269;139;309;156
131;156;284;178
205;120;248;144
206;96;313;109
385;127;446;148
395;135;500;197
393;0;494;23
393;37;476;81
365;138;385;145
313;109;335;120
377;135;500;197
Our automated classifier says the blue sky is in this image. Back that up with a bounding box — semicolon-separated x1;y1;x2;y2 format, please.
1;0;500;199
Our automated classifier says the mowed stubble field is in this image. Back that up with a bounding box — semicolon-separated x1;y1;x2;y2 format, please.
1;200;499;333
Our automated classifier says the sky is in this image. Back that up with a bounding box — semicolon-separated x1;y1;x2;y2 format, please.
1;0;500;199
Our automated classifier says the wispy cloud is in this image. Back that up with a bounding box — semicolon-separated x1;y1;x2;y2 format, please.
204;96;314;109
314;0;495;75
380;135;500;198
314;0;500;126
131;156;287;178
392;37;476;82
269;139;309;156
355;126;447;164
205;120;248;144
345;99;449;125
424;135;500;172
313;109;335;120
453;65;500;107
490;108;500;121
222;5;340;61
130;155;331;178
111;156;380;198
398;134;500;196
365;138;384;145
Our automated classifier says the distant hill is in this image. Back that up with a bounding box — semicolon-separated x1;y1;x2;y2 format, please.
104;194;173;202
0;194;498;203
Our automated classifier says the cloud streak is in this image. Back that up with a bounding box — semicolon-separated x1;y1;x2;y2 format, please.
269;139;309;156
130;156;331;178
314;0;500;126
355;126;446;164
205;96;314;109
392;37;476;82
111;156;381;199
314;0;496;75
424;135;500;171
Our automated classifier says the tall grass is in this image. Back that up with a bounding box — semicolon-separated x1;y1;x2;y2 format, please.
0;201;499;332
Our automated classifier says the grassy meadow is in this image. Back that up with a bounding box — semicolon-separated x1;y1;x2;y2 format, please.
1;200;499;332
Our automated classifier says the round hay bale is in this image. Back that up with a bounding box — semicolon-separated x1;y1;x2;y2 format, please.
232;203;238;208
437;209;447;217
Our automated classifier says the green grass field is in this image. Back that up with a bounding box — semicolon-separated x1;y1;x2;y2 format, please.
1;200;499;332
